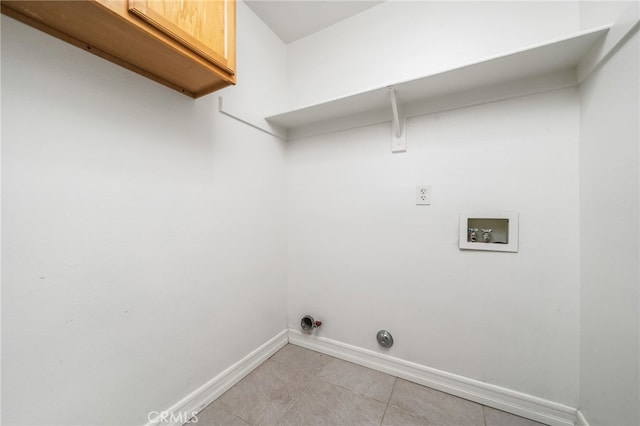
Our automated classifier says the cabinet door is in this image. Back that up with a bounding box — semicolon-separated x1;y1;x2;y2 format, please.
128;0;235;75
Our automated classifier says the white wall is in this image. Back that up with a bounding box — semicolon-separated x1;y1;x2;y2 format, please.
0;2;288;425
285;0;584;406
4;1;639;424
287;88;581;405
578;4;640;423
580;1;634;29
286;1;580;109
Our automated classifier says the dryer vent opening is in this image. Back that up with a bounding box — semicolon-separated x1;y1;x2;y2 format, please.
301;315;322;334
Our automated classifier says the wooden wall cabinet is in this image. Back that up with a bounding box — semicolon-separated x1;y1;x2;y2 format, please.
1;0;236;98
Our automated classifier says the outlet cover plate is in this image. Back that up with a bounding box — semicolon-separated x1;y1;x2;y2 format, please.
416;185;431;205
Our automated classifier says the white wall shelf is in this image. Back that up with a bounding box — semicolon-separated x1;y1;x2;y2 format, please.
265;26;610;140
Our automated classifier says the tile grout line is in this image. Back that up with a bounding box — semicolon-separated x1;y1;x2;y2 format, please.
278;345;484;425
210;344;542;426
313;374;392;406
272;346;332;425
385;377;398;406
379;404;390;426
235;412;250;426
379;377;398;426
282;345;396;424
294;348;395;407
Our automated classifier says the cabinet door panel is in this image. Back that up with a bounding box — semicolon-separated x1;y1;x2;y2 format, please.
128;0;234;74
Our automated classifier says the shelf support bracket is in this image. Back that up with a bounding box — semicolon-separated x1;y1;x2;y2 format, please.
388;86;406;153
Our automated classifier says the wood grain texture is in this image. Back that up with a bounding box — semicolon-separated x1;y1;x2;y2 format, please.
1;0;236;98
128;0;234;74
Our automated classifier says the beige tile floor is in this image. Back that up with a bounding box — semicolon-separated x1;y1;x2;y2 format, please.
193;344;548;426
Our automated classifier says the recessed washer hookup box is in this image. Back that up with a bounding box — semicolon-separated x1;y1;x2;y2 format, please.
459;211;519;253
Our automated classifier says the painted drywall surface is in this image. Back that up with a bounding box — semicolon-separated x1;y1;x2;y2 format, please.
580;1;634;29
1;2;287;424
287;88;581;405
578;28;640;426
285;1;579;110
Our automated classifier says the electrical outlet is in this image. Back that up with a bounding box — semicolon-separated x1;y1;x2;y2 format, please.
416;185;431;205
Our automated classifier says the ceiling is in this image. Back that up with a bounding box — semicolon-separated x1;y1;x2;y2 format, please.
245;1;384;44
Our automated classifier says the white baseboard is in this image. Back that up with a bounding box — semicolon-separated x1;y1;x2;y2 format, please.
576;410;590;426
148;329;579;426
146;329;288;426
288;330;578;426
